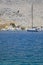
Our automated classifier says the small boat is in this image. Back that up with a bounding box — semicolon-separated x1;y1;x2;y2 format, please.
27;3;38;32
27;28;38;32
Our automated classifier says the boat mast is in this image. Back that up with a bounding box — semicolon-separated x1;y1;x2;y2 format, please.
31;3;33;28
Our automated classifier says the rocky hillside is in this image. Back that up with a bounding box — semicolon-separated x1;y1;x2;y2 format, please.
0;0;43;27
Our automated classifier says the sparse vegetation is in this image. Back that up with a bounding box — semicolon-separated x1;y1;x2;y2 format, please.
21;27;25;30
10;23;16;27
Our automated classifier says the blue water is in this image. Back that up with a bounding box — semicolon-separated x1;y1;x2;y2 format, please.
0;31;43;65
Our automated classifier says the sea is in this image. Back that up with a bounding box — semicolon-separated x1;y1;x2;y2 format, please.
0;31;43;65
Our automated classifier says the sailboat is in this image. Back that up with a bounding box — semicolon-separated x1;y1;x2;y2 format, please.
27;4;38;32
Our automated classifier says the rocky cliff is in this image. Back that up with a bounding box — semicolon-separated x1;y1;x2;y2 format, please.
0;0;43;27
